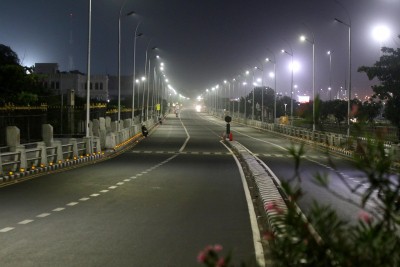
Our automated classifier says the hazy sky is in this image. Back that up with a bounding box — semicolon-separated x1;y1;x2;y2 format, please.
1;0;399;100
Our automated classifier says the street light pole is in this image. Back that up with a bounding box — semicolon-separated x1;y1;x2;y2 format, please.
142;40;153;123
327;50;333;100
118;0;134;130
146;52;158;121
266;53;276;123
300;33;315;131
85;0;92;138
132;22;142;122
251;69;255;120
335;0;352;136
282;44;294;125
254;65;264;122
335;17;351;136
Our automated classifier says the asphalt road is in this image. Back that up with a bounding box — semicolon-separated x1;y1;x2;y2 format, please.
0;108;371;267
0;110;261;267
203;112;371;222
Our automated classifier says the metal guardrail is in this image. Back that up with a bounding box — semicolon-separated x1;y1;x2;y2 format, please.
213;111;399;161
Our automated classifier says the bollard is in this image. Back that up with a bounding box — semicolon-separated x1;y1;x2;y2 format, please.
225;115;232;141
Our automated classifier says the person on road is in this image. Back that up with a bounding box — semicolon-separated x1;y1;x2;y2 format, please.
141;125;148;137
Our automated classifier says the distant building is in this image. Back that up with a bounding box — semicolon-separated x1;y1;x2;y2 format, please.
35;63;109;102
107;75;134;102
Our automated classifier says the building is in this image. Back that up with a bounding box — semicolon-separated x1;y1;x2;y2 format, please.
35;63;109;102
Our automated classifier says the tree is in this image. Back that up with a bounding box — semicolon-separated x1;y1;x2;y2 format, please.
358;37;400;138
263;139;400;267
0;44;50;105
358;99;382;123
0;44;19;66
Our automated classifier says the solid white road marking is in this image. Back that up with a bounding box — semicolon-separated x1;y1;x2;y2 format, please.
221;141;266;267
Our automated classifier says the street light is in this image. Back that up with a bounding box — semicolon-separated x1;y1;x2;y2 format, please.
231;78;236;116
300;33;315;131
372;25;391;46
244;70;250;119
254;65;264;122
142;40;154;122
281;45;294;125
132;23;142;122
327;50;333;100
118;1;135;130
335;15;351;136
266;52;276;123
224;80;231;113
140;76;146;122
146;49;158;121
86;0;92;138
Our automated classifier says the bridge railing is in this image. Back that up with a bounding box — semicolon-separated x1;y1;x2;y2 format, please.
214;110;399;161
0;116;157;178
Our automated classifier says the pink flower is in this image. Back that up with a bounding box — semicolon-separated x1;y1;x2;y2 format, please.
265;202;276;211
265;201;283;214
263;231;275;241
216;258;226;267
213;244;223;252
197;251;207;263
358;210;373;224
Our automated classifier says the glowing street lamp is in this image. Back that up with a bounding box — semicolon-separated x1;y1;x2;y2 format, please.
372;25;391;45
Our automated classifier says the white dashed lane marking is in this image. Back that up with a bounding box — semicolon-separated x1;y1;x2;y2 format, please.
53;208;65;212
0;152;176;235
0;227;14;233
18;220;34;225
37;213;51;218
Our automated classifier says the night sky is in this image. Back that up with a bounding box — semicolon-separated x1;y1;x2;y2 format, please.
1;0;399;100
